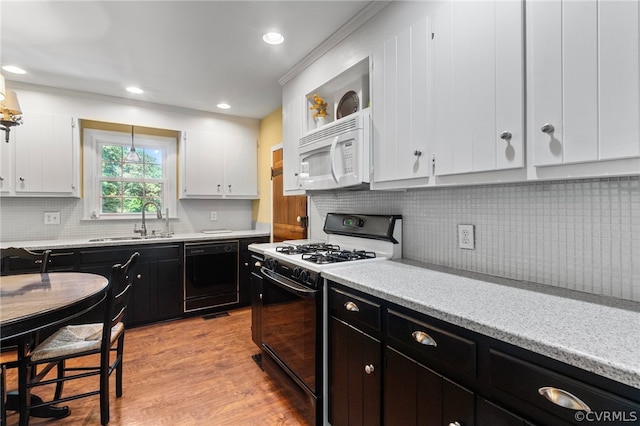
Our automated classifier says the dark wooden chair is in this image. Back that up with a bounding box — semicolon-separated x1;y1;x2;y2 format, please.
0;247;51;276
16;251;139;425
1;248;52;426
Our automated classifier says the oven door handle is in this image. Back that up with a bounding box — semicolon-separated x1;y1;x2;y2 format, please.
261;267;319;298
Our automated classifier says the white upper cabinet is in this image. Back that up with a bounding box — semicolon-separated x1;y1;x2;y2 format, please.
7;112;79;197
371;17;431;189
0;135;11;194
528;0;640;169
432;0;524;176
180;130;258;199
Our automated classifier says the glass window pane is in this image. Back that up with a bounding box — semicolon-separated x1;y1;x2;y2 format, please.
123;163;144;178
101;181;122;197
123;198;142;213
102;145;123;162
145;149;163;164
123;182;143;197
102;162;122;177
145;164;162;179
145;183;163;198
102;197;122;213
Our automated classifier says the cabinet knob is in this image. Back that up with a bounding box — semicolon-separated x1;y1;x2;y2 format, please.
0;176;4;181
228;184;231;190
448;423;462;426
538;387;592;412
364;364;375;375
414;150;422;157
541;123;555;134
19;177;25;182
412;330;437;347
244;262;249;266
259;293;263;300
499;131;512;141
136;274;142;279
254;261;262;267
344;301;360;312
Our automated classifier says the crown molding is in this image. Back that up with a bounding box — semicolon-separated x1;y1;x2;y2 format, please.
278;0;392;86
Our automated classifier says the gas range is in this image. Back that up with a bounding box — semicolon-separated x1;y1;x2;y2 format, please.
261;213;402;281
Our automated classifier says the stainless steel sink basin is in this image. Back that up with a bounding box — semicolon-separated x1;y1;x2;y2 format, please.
88;236;143;242
88;234;173;242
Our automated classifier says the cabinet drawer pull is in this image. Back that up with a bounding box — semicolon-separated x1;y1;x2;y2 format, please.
344;301;359;312
541;123;555;134
538;387;591;412
499;131;512;140
412;330;437;347
364;364;375;374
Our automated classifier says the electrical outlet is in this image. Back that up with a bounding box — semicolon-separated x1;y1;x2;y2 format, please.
458;224;475;249
210;211;218;221
44;211;61;225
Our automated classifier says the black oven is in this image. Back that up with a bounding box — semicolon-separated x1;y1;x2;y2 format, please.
260;261;322;425
184;241;238;312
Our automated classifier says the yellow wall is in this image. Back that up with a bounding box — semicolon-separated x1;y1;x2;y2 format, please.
252;107;283;224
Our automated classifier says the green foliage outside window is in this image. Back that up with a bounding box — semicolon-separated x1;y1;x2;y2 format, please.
100;144;164;214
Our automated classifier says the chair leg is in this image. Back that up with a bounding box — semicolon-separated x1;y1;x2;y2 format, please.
17;339;30;426
1;364;6;426
115;335;125;397
54;360;65;400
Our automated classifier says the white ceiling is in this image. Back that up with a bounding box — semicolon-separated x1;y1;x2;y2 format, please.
0;1;375;120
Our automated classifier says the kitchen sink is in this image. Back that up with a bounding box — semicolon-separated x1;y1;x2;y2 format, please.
88;235;173;242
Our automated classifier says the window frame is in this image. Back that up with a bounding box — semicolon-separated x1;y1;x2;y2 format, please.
83;128;177;220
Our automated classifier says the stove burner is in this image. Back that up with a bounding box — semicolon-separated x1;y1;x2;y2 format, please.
301;249;376;264
275;243;341;255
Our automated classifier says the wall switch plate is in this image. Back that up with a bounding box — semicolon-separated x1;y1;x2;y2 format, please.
210;211;218;221
44;211;61;225
458;224;475;249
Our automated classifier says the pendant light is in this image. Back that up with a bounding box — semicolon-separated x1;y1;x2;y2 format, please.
125;125;140;162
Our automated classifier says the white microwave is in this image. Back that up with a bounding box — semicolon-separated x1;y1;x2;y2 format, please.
298;109;371;191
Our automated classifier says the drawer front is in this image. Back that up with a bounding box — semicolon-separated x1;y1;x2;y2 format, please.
490;350;640;424
79;245;180;265
387;309;476;376
329;287;382;333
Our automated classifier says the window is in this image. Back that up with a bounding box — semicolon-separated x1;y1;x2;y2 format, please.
83;127;177;220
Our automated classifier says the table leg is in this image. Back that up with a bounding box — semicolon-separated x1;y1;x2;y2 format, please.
4;391;70;419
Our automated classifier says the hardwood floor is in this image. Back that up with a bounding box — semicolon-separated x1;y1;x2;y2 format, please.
4;307;309;425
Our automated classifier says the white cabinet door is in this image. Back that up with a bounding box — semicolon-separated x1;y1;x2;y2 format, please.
223;134;258;198
282;95;305;194
372;17;431;189
529;0;640;167
181;131;224;197
433;0;524;176
0;133;12;194
181;130;257;199
13;112;78;196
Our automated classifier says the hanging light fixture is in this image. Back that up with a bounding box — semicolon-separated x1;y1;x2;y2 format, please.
1;89;23;143
125;125;141;162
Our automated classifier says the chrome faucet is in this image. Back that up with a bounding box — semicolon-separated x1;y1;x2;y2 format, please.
134;201;162;237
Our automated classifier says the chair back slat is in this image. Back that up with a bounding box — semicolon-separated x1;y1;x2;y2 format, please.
1;247;51;275
101;252;139;345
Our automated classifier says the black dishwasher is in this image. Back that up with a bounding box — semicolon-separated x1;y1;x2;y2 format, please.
184;241;239;312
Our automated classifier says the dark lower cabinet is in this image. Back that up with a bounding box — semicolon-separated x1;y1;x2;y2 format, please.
476;398;528;426
384;346;474;426
78;244;182;326
330;317;381;426
240;237;269;306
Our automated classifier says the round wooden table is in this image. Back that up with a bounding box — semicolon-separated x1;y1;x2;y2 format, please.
1;272;108;341
1;272;109;421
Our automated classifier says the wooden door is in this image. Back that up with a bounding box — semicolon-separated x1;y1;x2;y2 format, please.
272;148;307;242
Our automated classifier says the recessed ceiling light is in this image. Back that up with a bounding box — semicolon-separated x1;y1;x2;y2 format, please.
126;86;144;94
262;32;284;45
217;103;231;110
2;65;26;74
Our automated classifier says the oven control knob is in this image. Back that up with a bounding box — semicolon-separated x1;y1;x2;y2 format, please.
265;258;277;270
292;267;302;279
300;269;309;282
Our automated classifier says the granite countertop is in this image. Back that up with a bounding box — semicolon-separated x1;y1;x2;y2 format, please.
1;230;270;250
321;259;640;389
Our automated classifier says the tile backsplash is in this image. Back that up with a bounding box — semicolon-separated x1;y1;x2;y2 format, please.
0;198;253;242
309;176;640;302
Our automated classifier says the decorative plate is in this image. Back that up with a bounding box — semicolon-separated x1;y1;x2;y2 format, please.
336;91;359;119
